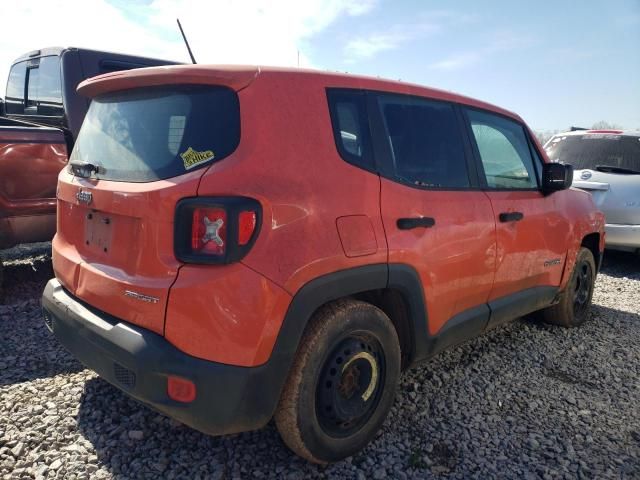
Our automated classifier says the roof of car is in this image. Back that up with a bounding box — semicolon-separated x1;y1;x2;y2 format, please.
77;64;525;123
10;46;179;66
552;129;640;138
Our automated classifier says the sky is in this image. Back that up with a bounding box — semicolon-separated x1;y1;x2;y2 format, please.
0;0;638;131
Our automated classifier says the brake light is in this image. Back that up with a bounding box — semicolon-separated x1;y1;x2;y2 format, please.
175;197;262;264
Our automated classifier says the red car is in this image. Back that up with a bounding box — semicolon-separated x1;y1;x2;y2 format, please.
42;65;605;463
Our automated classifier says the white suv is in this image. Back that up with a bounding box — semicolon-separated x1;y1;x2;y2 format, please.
545;129;640;253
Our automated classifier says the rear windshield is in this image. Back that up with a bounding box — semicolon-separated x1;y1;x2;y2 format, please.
545;134;640;171
70;85;240;182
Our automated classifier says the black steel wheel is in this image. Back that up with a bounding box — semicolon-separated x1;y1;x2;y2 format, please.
275;299;401;463
316;333;385;438
537;247;597;328
573;257;594;317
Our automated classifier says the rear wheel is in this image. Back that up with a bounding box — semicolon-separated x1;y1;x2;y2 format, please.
538;247;596;327
275;299;401;464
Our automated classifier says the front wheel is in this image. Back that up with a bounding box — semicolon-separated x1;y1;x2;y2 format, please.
538;247;596;327
275;299;401;464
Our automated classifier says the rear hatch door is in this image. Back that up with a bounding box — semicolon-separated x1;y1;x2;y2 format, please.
54;81;242;334
572;169;640;224
546;132;640;225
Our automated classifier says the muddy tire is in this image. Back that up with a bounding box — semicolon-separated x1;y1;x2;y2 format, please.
275;299;401;464
538;247;596;327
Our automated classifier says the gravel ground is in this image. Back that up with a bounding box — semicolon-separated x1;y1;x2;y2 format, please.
0;245;639;479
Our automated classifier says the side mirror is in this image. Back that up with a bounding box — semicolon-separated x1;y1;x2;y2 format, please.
542;163;573;195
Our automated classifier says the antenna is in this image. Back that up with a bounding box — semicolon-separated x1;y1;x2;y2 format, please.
176;18;197;64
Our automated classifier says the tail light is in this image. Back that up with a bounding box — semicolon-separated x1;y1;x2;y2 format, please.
175;197;262;264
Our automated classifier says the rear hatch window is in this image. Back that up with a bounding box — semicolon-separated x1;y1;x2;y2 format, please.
545;134;640;173
70;85;240;182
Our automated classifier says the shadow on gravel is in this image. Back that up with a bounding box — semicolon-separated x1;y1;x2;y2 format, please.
600;249;640;279
0;244;83;385
0;243;53;305
524;303;640;391
75;377;307;478
0;303;84;386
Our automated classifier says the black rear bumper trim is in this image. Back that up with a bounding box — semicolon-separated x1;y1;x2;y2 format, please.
41;279;276;436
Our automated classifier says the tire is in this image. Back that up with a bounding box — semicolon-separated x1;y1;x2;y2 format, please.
275;299;401;464
538;247;596;327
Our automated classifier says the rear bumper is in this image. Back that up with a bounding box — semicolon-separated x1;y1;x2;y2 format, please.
41;278;281;436
605;223;640;249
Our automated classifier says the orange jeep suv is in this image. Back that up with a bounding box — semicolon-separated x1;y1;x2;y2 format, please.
42;65;605;463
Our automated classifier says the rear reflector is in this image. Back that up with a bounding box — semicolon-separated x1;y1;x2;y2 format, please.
167;376;197;403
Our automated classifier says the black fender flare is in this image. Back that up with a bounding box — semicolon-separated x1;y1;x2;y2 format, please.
254;263;430;424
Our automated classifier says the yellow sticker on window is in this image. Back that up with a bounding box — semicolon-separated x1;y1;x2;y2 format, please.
180;147;215;170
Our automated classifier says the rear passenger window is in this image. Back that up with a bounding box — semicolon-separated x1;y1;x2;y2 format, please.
327;89;373;171
466;109;538;189
376;94;469;188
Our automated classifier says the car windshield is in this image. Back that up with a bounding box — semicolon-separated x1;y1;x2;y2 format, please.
545;134;640;172
70;85;240;182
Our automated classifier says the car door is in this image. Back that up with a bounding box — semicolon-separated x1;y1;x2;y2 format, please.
373;92;497;343
463;108;570;327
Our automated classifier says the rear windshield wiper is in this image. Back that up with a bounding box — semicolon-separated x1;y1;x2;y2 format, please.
69;160;101;178
595;165;640;175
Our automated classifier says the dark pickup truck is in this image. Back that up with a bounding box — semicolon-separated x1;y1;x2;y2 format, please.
0;47;177;284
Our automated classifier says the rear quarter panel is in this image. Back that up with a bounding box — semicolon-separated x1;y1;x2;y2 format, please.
196;72;388;296
167;72;389;365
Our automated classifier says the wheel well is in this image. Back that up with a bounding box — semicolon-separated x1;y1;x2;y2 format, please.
581;232;600;269
352;289;413;370
282;265;425;374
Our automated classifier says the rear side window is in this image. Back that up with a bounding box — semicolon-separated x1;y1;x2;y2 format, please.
70;85;240;182
25;56;63;116
327;89;374;171
377;93;469;188
99;60;155;74
5;61;27;114
466;109;538;189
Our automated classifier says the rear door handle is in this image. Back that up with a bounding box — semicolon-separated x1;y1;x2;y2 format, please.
397;217;436;230
499;212;524;223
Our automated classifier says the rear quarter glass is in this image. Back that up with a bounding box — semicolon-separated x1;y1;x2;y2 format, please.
69;85;240;182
